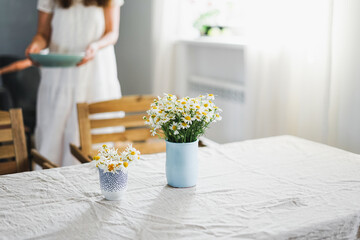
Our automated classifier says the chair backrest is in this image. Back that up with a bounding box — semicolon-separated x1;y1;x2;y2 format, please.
0;109;28;175
77;95;165;156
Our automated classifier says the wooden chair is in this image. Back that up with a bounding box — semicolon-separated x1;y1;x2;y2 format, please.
31;149;59;169
71;95;166;163
0;109;58;175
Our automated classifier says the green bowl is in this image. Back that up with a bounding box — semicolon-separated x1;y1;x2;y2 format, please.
29;53;85;67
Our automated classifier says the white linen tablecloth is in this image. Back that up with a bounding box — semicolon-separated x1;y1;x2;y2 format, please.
1;136;360;240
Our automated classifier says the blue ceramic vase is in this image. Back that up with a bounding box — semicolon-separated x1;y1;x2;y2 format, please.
166;140;199;188
98;169;128;200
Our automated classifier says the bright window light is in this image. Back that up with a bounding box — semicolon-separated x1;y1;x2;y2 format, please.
177;0;246;38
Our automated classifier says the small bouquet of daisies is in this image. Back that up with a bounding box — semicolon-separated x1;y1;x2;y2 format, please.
93;144;140;173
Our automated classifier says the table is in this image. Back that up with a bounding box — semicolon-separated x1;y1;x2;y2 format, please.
1;136;360;239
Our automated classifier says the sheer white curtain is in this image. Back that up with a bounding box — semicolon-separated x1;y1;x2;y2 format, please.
151;0;182;95
152;0;360;153
328;0;360;153
244;0;360;153
243;0;333;142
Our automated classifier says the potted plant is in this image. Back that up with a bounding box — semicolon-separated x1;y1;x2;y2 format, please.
144;94;222;188
93;144;140;200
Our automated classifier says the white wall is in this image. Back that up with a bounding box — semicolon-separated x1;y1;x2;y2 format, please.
175;40;246;144
0;0;38;57
116;0;153;95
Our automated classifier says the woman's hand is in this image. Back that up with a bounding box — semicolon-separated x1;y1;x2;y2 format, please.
26;11;53;65
25;42;42;66
77;42;99;66
26;42;43;66
25;42;42;57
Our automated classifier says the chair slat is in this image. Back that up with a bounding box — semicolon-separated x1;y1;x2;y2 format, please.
0;111;11;126
0;129;13;142
90;114;145;129
0;161;17;175
0;145;16;159
91;128;156;144
88;95;155;114
117;141;166;155
89;140;166;157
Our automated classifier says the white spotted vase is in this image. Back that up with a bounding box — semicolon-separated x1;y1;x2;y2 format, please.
98;169;128;200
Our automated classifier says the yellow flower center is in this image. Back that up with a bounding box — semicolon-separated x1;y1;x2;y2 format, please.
185;116;191;121
131;151;136;155
108;164;115;171
196;106;200;109
204;104;209;107
172;125;177;130
102;144;107;148
182;122;187;127
123;162;129;168
181;101;186;105
93;156;100;160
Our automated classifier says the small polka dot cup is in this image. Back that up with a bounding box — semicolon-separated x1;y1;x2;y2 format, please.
99;169;128;200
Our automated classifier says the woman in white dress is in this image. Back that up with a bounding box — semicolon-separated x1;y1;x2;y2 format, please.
26;0;123;166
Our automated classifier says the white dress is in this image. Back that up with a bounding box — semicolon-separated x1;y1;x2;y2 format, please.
36;0;124;166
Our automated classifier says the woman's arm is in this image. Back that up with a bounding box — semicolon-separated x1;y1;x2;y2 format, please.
77;5;120;66
25;11;53;57
0;59;32;75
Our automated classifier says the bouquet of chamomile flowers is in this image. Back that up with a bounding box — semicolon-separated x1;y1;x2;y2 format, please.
144;93;222;143
93;144;140;173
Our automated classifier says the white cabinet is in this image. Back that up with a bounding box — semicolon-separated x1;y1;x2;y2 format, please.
174;38;247;143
